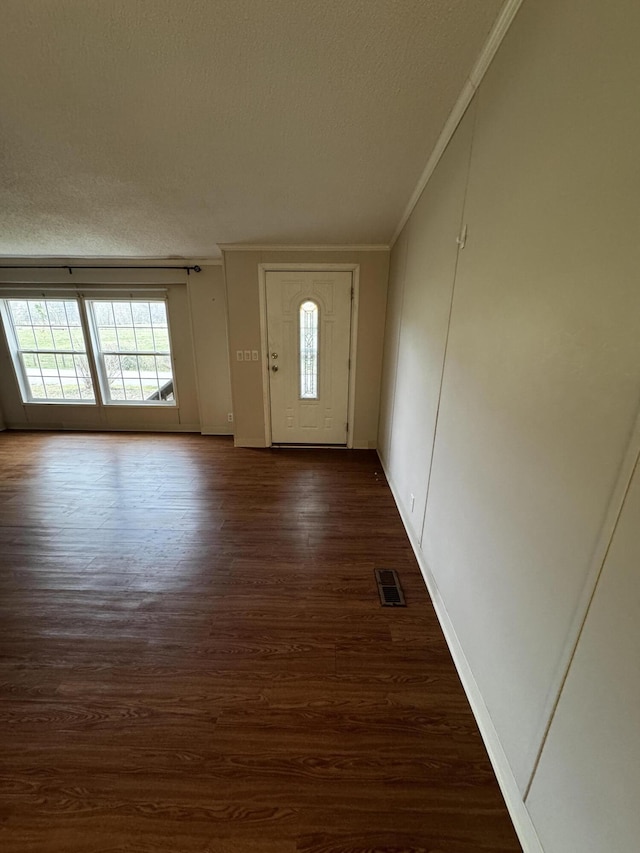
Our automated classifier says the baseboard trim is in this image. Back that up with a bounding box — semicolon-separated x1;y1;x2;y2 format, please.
4;422;201;433
200;425;234;436
233;437;268;448
379;454;544;853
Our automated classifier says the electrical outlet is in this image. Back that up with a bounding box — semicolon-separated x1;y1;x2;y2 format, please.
236;350;243;361
410;493;415;512
227;413;233;423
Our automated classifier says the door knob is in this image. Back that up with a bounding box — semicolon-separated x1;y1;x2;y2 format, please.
271;365;279;372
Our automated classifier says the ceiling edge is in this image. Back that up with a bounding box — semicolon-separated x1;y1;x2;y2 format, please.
0;256;223;266
219;244;390;252
390;0;525;248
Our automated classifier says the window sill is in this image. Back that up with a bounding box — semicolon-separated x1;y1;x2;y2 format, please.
102;403;178;408
23;401;97;406
22;401;178;408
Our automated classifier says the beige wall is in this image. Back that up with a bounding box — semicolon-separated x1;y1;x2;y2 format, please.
0;264;232;434
378;1;640;851
187;265;233;434
223;249;389;448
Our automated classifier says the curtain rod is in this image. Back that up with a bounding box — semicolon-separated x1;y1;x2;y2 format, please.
0;264;202;274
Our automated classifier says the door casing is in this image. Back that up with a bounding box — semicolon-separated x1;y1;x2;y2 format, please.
258;263;359;448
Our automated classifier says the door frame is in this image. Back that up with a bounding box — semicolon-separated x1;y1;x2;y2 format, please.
258;263;360;448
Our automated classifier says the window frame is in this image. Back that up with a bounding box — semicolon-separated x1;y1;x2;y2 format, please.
85;297;178;408
0;291;179;408
0;296;98;405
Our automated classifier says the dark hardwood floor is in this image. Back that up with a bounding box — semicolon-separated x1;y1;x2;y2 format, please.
0;431;521;853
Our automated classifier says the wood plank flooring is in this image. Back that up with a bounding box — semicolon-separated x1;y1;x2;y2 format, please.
0;432;521;853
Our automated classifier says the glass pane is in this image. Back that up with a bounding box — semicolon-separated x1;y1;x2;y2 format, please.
117;328;136;350
156;355;171;373
4;298;95;402
152;327;170;352
47;302;66;324
149;302;168;327
64;301;82;325
15;327;37;349
34;326;55;349
75;355;95;400
123;355;144;400
124;382;144;401
138;354;155;373
92;302;114;326
8;300;30;324
22;351;95;402
88;300;174;404
8;299;89;351
39;353;57;370
299;300;319;400
104;354;125;400
44;379;64;398
132;302;151;326
99;327;118;351
91;300;170;352
52;328;72;350
100;350;173;403
28;300;49;325
70;327;86;349
113;302;133;327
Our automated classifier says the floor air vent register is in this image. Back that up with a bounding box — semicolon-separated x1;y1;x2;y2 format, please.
375;568;406;607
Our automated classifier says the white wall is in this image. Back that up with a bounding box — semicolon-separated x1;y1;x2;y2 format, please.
383;101;475;544
0;263;232;434
378;0;640;850
527;447;640;853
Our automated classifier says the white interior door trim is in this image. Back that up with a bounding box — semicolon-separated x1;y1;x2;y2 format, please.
258;263;359;448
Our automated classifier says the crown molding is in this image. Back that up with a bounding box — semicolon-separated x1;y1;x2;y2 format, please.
219;244;390;253
0;256;223;266
390;0;525;247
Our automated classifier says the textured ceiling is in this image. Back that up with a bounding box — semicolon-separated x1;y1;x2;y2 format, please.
0;0;504;258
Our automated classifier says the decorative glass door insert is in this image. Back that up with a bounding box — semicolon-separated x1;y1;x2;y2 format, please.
299;300;319;399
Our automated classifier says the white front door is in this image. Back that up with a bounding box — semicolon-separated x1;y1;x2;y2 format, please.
266;270;352;445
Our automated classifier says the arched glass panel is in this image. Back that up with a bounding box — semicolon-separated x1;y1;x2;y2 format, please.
299;300;319;399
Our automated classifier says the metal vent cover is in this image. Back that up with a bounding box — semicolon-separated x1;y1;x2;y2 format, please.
375;568;406;607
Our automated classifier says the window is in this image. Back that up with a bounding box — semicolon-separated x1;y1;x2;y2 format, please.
88;300;175;403
4;299;95;402
1;296;176;406
299;299;319;399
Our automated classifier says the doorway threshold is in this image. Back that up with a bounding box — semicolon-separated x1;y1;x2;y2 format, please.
271;443;349;449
